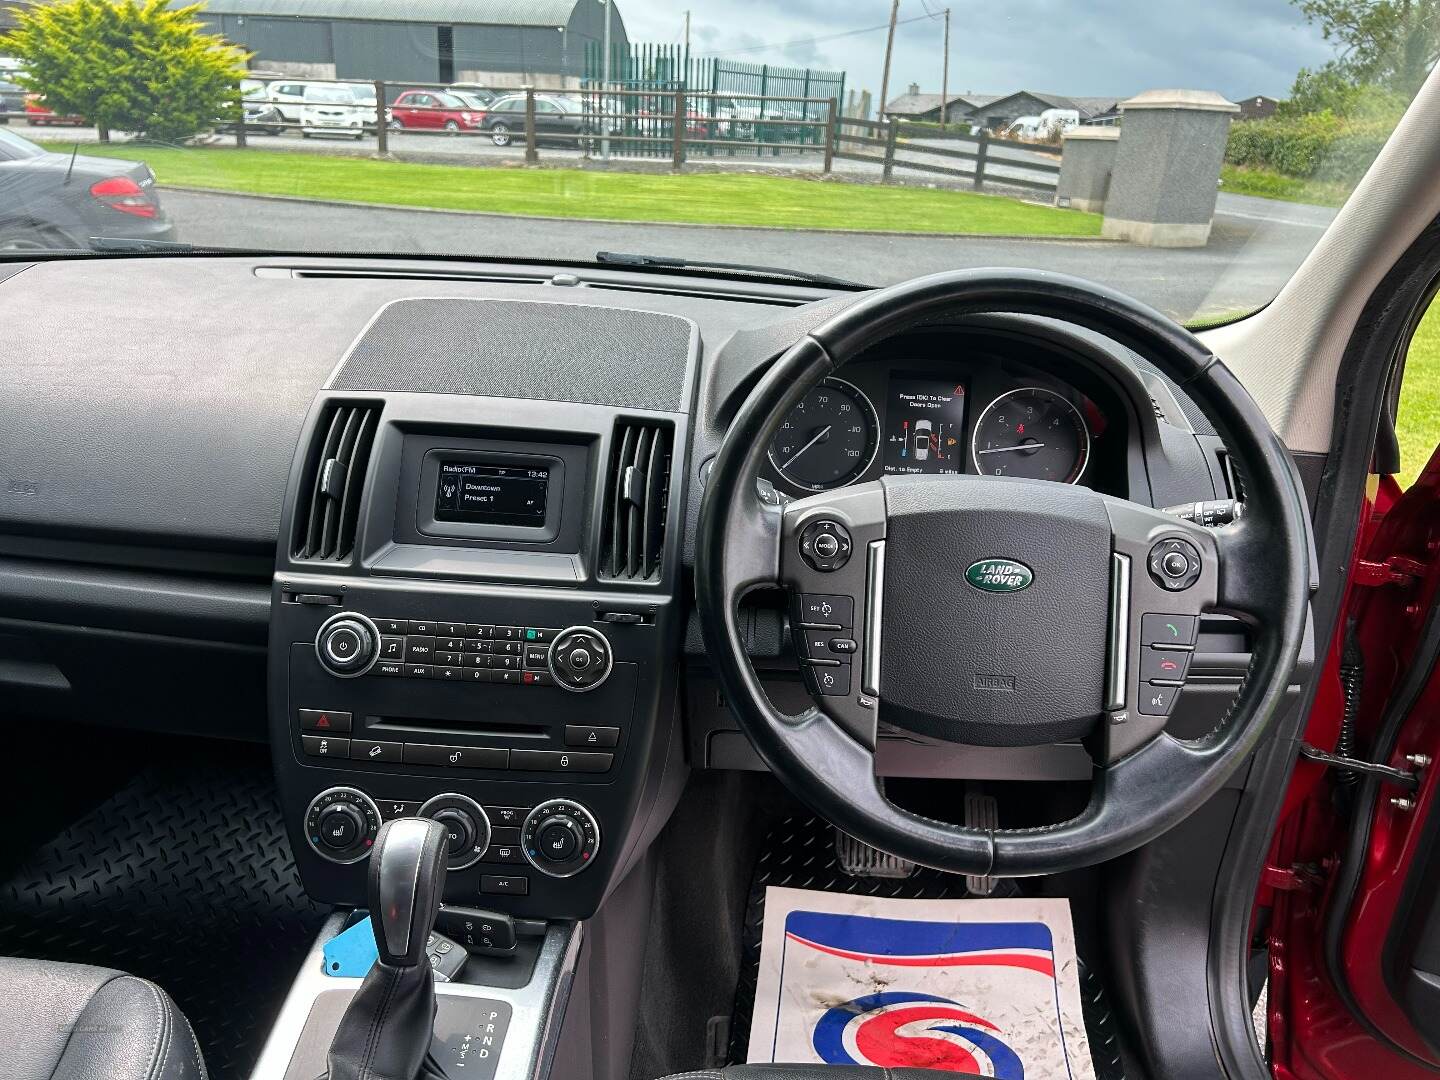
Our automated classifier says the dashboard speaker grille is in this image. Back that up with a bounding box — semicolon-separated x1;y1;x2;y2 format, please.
292;402;380;561
602;420;673;582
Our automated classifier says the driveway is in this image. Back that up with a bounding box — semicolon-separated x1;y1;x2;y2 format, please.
159;187;1325;323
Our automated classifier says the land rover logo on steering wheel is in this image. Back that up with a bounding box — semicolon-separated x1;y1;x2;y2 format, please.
965;558;1033;593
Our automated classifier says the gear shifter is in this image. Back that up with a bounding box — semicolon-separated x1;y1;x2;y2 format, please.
322;817;450;1080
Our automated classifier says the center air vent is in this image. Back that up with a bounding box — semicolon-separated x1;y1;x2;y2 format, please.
291;402;380;562
601;420;674;582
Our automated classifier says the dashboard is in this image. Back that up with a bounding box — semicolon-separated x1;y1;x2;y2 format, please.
0;255;1253;922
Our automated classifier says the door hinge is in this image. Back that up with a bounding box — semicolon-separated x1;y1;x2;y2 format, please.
1353;555;1427;587
1300;743;1421;789
1263;863;1324;891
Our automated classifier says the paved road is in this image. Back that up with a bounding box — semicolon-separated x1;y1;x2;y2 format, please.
160;187;1324;323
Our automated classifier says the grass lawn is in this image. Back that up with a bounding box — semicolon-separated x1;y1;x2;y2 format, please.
1398;300;1440;487
43;141;1102;237
1220;164;1353;208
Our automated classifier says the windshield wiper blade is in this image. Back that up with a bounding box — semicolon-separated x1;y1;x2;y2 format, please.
88;236;200;252
595;250;868;289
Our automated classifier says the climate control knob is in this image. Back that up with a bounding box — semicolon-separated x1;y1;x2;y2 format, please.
315;612;380;678
521;799;600;877
419;794;492;870
304;787;382;864
547;626;614;692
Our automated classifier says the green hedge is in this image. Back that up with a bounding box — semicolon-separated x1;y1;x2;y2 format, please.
1225;110;1397;183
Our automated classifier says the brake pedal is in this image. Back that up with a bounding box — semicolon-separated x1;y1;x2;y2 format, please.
964;790;999;896
834;827;916;879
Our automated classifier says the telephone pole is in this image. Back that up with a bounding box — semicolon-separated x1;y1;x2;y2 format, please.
878;0;900;124
939;8;950;132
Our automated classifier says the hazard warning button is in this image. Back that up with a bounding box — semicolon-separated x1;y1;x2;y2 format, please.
298;709;353;733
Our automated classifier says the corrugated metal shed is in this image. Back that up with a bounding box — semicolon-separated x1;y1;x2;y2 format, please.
171;0;582;25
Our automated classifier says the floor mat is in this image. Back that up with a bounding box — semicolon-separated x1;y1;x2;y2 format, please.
0;752;330;1080
728;813;1126;1079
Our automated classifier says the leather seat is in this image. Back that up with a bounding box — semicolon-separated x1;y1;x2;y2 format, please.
0;957;207;1080
660;1067;977;1079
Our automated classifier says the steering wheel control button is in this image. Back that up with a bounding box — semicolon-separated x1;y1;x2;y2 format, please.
315;612;381;678
1140;647;1191;684
547;626;614;692
796;593;854;629
298;709;352;733
804;661;852;697
799;519;853;572
1148;538;1202;591
1140;614;1198;648
522;799;601;878
302;735;351;759
419;794;492;870
1138;683;1181;716
304;787;382;865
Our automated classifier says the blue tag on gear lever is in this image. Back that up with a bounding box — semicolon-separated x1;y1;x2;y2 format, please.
322;916;379;978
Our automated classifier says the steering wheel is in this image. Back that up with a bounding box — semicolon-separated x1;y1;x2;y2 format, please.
696;269;1309;876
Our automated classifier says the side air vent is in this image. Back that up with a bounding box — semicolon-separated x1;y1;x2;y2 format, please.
601;420;674;582
291;402;380;561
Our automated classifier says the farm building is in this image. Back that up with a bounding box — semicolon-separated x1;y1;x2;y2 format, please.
166;0;630;89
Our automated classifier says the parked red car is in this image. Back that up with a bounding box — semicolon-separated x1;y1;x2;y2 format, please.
386;90;481;134
23;94;84;127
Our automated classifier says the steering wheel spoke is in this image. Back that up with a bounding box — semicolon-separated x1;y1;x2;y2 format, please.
1090;498;1220;764
777;482;887;748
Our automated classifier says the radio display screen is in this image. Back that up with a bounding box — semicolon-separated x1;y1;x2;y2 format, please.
435;460;550;526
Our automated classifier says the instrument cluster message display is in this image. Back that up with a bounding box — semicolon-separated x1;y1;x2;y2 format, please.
882;374;967;474
435;461;550;527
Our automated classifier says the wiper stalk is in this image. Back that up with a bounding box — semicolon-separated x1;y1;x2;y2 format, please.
595;250;867;289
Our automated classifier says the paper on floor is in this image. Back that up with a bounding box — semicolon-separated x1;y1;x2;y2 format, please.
747;886;1095;1079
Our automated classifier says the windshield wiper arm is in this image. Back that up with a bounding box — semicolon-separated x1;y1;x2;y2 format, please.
595;250;868;289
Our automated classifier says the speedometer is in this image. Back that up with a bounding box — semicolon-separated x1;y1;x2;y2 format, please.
971;386;1090;484
767;378;880;491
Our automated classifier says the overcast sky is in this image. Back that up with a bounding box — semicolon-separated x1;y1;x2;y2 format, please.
615;0;1336;104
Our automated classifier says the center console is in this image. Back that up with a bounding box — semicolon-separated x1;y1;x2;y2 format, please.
267;298;697;922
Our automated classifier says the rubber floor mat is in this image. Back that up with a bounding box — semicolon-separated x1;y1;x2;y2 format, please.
0;755;330;1080
728;813;1126;1080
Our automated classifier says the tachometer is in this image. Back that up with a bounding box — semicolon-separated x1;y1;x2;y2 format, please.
971;386;1090;484
767;378;880;491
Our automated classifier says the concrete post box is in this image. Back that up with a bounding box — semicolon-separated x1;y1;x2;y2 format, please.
1101;89;1239;247
1056;127;1119;213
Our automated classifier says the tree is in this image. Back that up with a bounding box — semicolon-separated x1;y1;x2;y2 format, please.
0;0;247;142
1292;0;1440;98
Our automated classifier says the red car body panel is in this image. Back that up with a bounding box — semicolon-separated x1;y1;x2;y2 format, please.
1266;459;1440;1079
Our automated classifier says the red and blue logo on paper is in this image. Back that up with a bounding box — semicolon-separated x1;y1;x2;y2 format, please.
788;910;1058;1076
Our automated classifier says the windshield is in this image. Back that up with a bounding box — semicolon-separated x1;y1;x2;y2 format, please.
0;0;1428;322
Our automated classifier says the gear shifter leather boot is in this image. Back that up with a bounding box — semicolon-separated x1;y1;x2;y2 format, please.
322;817;449;1080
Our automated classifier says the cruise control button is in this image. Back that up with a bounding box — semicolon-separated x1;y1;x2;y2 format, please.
1140;647;1191;684
1138;684;1181;715
1141;614;1198;648
797;593;853;628
298;709;352;733
804;662;852;697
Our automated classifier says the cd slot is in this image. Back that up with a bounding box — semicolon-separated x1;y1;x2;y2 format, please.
367;716;549;741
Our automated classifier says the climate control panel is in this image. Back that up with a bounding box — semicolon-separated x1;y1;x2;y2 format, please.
521;799;601;877
304;786;382;864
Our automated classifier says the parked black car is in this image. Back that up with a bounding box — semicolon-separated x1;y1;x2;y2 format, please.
0;128;176;251
480;93;587;148
0;80;24;125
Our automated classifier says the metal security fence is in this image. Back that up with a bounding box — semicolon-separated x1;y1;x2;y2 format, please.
581;44;843;158
834;116;1062;193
